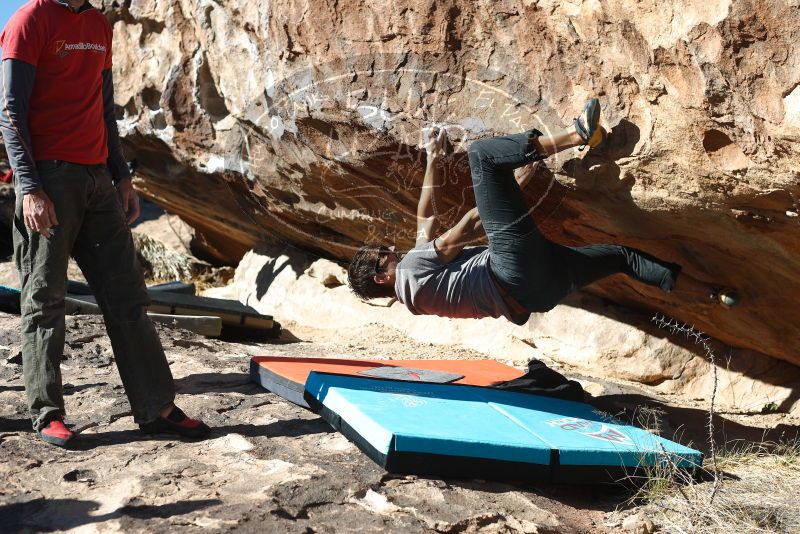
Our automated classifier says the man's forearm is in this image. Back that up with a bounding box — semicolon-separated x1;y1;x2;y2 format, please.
458;207;484;242
443;208;483;246
417;154;443;219
102;69;131;183
0;59;41;193
432;207;484;262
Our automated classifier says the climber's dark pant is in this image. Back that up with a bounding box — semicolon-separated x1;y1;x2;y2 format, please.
13;161;175;431
468;130;680;313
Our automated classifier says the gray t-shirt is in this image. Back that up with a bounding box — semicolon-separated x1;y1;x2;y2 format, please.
394;241;529;325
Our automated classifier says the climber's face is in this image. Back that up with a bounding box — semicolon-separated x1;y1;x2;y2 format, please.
373;246;401;285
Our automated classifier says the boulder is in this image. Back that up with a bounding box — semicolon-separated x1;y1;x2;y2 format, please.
7;0;800;364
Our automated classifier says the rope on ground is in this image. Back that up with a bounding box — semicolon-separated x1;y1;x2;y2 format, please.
652;314;722;504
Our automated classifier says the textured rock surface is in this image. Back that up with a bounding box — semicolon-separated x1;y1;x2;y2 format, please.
98;0;799;364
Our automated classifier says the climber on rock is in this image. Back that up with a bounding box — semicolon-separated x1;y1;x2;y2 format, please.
347;99;739;324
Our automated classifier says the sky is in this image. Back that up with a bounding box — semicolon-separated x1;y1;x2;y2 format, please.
1;0;28;35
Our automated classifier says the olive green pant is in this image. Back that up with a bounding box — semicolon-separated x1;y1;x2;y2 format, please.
13;161;175;430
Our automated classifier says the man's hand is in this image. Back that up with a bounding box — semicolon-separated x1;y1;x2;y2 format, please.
23;190;58;238
116;178;141;225
421;126;447;158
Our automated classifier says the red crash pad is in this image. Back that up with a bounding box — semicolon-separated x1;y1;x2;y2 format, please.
249;356;524;408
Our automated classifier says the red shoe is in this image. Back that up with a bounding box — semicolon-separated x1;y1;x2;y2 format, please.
139;406;211;439
37;419;76;447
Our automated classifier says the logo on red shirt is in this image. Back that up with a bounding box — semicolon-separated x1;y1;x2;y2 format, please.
54;40;107;59
0;0;113;164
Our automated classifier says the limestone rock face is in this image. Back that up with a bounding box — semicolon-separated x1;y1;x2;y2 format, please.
97;1;798;364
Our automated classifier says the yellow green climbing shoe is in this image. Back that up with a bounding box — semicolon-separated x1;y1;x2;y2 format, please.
574;98;603;148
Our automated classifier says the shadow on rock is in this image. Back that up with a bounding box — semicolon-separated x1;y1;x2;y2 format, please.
221;418;334;439
63;382;110;395
72;417;332;449
560;118;641;205
220;325;305;346
0;497;220;531
174;373;258;395
219;323;287;344
252;247;309;300
446;478;628;513
557;293;800;401
589;393;800;454
0;417;29;432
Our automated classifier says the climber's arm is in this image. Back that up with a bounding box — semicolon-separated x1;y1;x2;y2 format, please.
416;127;447;247
432;207;482;262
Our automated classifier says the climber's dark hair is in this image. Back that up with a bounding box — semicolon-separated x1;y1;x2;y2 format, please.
348;244;395;300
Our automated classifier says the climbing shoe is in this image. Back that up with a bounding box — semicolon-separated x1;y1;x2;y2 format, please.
37;419;76;447
139;406;211;439
710;287;740;308
574;98;604;149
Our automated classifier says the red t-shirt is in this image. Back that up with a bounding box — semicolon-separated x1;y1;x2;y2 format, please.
0;0;112;164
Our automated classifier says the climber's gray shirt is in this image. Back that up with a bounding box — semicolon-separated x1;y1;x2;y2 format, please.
394;240;527;325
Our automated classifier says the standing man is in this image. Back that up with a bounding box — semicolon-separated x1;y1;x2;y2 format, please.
0;0;210;446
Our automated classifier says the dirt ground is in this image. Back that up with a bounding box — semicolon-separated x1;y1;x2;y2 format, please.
0;313;621;533
1;309;797;533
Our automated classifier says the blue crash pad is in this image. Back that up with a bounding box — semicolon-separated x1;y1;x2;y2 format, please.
304;372;702;482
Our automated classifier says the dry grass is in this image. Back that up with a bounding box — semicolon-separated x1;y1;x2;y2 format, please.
639;316;799;532
132;231;212;283
631;439;800;533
